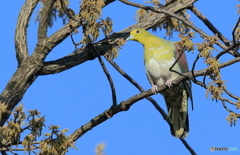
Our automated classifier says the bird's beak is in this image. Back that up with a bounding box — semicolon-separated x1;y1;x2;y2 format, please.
126;35;133;41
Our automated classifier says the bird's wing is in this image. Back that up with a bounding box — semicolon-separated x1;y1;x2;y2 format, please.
174;43;189;73
174;43;194;110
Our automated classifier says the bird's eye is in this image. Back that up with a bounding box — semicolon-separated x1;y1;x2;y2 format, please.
136;30;140;33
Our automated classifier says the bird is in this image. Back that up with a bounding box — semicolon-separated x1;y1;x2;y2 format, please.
126;29;193;139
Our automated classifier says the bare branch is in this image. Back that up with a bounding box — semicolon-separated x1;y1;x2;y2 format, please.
90;44;117;106
219;97;237;106
221;100;239;116
15;0;39;64
169;45;187;77
223;87;239;100
232;17;240;45
60;0;77;22
191;54;200;82
216;42;240;59
190;6;230;46
0;147;39;152
180;139;197;155
1;147;18;155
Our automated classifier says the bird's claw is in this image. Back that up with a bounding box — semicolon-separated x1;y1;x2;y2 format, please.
151;85;158;94
165;79;173;88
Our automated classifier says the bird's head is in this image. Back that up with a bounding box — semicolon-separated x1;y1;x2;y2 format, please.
126;29;151;43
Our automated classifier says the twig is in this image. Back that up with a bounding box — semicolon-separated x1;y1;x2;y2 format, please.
0;147;39;152
202;72;208;88
0;141;40;149
191;75;238;112
219;97;236;106
69;33;81;49
0;151;7;155
3;147;18;155
59;0;78;22
222;100;235;114
180;139;197;155
232;17;240;45
216;42;240;59
191;74;237;106
89;44;117;106
223;87;239;100
191;53;208;100
190;6;230;46
169;46;188;78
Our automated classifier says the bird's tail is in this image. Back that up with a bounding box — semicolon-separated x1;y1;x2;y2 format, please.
163;88;189;139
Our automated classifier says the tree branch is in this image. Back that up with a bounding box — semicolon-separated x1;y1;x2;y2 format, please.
180;139;197;155
31;0;115;63
232;17;240;45
0;0;119;127
0;147;39;152
90;44;117;106
14;0;39;65
38;0;197;75
119;0;229;52
223;87;239;100
216;42;240;59
69;56;240;149
37;0;55;40
190;6;230;46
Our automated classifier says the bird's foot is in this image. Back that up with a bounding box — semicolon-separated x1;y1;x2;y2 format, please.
151;85;159;94
165;79;173;88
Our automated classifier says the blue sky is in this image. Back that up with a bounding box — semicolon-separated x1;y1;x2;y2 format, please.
1;0;240;154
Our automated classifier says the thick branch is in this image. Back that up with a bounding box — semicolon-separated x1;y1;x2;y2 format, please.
37;0;55;40
14;0;39;64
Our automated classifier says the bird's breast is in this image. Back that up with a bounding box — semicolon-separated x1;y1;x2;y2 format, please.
146;58;174;78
